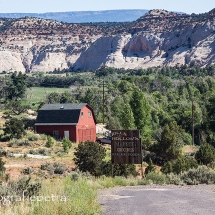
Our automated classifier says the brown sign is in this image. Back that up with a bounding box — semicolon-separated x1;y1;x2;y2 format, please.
111;130;142;164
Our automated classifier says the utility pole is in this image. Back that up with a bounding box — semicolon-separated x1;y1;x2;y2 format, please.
192;99;195;145
102;80;105;124
99;80;107;125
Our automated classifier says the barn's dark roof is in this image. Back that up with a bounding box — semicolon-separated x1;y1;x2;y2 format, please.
39;103;87;110
35;103;87;125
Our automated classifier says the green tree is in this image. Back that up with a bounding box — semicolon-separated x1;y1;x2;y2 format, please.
6;72;27;100
60;91;75;103
161;161;173;174
120;104;136;129
3;118;25;139
130;87;151;135
73;141;106;176
207;96;215;132
154;121;182;161
62;137;72;153
46;92;60;103
195;143;215;165
46;135;54;148
6;100;30;115
172;156;198;174
145;158;156;175
161;157;198;174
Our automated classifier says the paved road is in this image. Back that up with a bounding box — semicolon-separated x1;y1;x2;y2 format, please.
98;185;215;215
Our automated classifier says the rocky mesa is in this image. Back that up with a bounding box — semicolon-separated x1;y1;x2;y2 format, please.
1;9;215;73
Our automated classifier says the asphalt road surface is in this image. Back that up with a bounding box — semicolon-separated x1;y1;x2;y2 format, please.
98;185;215;215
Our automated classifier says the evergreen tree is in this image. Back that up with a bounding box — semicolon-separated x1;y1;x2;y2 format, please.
145;158;156;175
154;121;182;161
62;137;72;153
195;143;215;165
6;100;30;115
3;118;25;139
73;141;106;176
129;87;151;134
120;104;136;129
6;72;27;100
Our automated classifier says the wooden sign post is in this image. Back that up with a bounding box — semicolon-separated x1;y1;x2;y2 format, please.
111;130;143;177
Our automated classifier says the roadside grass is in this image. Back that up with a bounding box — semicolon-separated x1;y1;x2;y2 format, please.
0;174;156;215
0;177;102;215
29;178;102;215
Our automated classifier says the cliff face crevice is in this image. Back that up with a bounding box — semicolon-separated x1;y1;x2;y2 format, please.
1;10;215;72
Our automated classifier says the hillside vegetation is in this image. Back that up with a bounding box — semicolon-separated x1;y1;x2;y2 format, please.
1;66;215;213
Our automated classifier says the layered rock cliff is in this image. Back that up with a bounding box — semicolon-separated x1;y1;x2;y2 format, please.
1;9;215;73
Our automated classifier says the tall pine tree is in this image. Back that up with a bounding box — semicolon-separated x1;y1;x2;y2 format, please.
129;87;151;135
120;104;136;129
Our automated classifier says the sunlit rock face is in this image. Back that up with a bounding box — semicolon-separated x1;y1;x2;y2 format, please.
1;9;215;73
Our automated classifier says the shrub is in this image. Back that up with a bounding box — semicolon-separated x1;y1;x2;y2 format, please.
0;147;7;157
56;151;63;157
113;176;128;186
70;172;79;181
100;161;138;177
22;118;36;130
137;179;151;185
180;166;215;185
9;138;30;146
161;161;173;174
9;177;41;197
62;138;72;153
195;143;215;165
0;158;6;176
145;172;168;184
73;141;106;176
207;161;215;169
3;118;25;139
27;133;40;141
173;157;198;174
17;138;30;146
0;134;11;142
145;158;156;175
0;177;41;202
46;135;54;147
40;162;54;171
29;149;37;155
161;156;198;174
37;148;50;156
40;134;47;140
142;150;165;166
21;167;34;175
53;162;67;174
166;173;184;185
40;162;66;175
70;170;92;181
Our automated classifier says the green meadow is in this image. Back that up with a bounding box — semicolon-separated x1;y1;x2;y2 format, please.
24;87;69;105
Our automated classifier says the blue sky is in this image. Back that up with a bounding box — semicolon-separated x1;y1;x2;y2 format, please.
0;0;214;14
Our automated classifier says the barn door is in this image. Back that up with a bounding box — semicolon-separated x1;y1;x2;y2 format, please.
64;131;69;139
78;129;83;142
78;129;94;142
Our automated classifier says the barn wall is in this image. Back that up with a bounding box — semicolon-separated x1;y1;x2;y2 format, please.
76;106;96;142
36;125;76;142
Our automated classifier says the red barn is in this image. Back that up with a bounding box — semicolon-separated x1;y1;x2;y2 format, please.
35;103;96;143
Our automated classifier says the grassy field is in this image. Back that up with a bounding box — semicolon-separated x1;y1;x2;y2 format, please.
24;87;69;105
